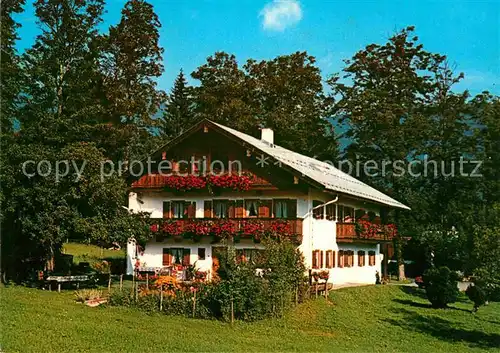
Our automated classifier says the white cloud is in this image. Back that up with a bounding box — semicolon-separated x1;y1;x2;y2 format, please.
260;0;303;32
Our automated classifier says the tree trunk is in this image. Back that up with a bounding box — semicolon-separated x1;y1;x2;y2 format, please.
396;239;406;281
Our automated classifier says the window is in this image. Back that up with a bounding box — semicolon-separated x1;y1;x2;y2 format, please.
368;251;376;266
164;201;195;219
163;248;190;266
274;200;289;218
273;199;297;218
313;200;324;219
170;201;195;219
245;200;259;217
236;249;261;263
358;251;366;267
326;250;334;269
338;205;354;223
214;200;230;218
312;250;321;269
326;203;336;221
198;248;206;260
340;250;354;267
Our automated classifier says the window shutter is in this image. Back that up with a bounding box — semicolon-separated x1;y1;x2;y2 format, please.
338;250;343;268
358;251;365;267
332;251;336;268
184;201;195;218
163;201;171;219
369;251;376;266
228;200;236;218
162;248;172;266
312;250;318;269
235;200;244;218
187;201;196;218
288;199;297;218
182;248;191;266
204;200;213;218
326;250;332;268
258;200;272;217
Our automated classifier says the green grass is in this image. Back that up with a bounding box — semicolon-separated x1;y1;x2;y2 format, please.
62;242;125;265
1;284;499;352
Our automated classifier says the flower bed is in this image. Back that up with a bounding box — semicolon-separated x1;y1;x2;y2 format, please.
149;218;302;243
161;174;252;193
355;220;397;240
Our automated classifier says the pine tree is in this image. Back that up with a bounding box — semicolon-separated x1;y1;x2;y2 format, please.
160;69;196;140
1;0;25;134
101;0;165;160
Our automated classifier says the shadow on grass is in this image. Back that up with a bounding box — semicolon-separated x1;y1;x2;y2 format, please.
387;309;500;349
393;299;471;313
399;285;428;299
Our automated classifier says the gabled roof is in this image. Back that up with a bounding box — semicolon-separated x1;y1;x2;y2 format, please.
141;119;410;210
210;121;410;210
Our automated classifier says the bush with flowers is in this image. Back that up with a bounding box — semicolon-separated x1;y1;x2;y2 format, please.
150;218;303;244
355;220;397;240
162;174;252;193
108;239;308;321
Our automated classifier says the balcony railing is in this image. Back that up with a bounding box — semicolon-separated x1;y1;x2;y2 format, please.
131;172;272;189
336;222;396;242
149;217;303;243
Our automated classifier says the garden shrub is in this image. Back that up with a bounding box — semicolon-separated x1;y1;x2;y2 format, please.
74;289;103;303
423;266;459;308
466;284;487;312
109;290;133;307
107;238;308;321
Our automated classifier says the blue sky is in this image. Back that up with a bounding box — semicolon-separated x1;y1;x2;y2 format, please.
15;0;499;95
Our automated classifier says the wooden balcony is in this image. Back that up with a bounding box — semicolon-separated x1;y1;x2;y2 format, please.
131;172;273;189
150;217;303;243
336;222;394;243
152;217;303;233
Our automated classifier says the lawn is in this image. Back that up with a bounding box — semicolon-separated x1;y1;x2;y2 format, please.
1;284;499;352
62;242;125;265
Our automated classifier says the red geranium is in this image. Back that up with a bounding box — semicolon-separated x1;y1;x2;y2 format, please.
163;175;206;191
162;220;184;236
185;220;213;236
211;220;238;237
240;220;265;237
267;219;293;238
207;174;251;191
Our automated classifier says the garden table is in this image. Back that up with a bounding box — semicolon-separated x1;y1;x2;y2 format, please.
45;275;90;292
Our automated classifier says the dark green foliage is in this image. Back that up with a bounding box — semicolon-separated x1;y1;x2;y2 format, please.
109;239;307;321
466;284;487;312
1;0;159;281
160;70;196;140
191;51;338;160
423;266;459;308
100;0;165;160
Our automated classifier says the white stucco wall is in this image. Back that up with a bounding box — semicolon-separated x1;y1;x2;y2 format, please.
126;190;384;285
